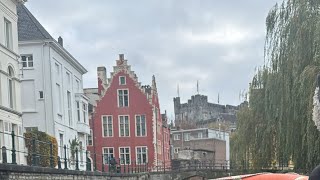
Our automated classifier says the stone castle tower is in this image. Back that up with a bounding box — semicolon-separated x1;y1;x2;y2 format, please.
173;94;239;129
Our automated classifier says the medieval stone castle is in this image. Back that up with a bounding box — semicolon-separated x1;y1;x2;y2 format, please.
173;94;241;131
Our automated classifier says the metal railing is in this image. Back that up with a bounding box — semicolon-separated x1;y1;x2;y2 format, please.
0;130;149;174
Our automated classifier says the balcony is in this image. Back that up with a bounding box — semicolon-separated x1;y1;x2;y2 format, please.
77;122;90;134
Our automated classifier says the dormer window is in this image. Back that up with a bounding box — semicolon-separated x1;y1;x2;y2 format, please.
119;76;126;85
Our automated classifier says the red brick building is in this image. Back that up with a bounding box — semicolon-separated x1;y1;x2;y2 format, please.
87;54;170;171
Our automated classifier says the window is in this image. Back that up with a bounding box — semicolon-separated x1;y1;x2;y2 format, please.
55;63;60;77
39;91;44;99
198;132;203;139
136;147;147;164
76;101;80;122
82;103;87;123
119;115;129;137
174;147;180;154
66;72;71;85
184;133;190;141
102;115;113;137
7;67;14;109
87;129;93;146
18;125;23;135
119;147;130;165
173;134;180;140
103;147;114;164
76;80;80;92
67;91;72;126
4;122;12;132
119;76;126;85
136;115;146;136
21;55;33;68
56;84;61;114
59;134;64;157
118;89;129;107
157;141;162;154
4;18;12;49
66;72;72;87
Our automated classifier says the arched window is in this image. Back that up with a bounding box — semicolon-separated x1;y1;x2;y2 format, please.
8;66;14;109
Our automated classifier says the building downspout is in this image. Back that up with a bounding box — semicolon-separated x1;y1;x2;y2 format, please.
41;42;48;133
48;43;56;136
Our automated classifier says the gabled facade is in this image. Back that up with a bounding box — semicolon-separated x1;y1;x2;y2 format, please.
87;54;170;171
17;4;89;170
0;0;26;165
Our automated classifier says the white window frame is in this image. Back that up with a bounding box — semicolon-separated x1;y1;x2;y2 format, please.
136;146;148;164
119;115;130;137
102;115;113;137
87;129;93;146
174;147;180;154
56;83;62;114
119;147;131;165
67;91;72;126
117;89;129;107
4;122;12;132
21;54;34;68
7;67;14;109
135;115;146;137
75;79;80;92
184;133;190;141
103;147;114;164
198;132;203;139
82;102;87;123
55;63;60;78
119;76;126;85
76;101;80;122
173;134;180;140
4;18;12;49
59;133;64;157
66;71;71;86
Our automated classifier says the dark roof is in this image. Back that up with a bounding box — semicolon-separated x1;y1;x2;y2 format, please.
17;4;53;41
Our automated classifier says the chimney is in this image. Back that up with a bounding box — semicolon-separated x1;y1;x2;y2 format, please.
119;54;124;61
58;36;63;47
97;66;107;83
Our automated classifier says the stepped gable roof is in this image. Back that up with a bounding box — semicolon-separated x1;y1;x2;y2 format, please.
17;4;53;41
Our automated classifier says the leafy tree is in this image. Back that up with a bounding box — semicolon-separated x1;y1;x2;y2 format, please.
231;0;320;171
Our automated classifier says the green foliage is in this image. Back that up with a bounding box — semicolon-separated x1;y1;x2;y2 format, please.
69;137;79;161
24;130;58;167
231;0;320;171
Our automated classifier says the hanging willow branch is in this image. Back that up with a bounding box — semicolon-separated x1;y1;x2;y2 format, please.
231;0;320;170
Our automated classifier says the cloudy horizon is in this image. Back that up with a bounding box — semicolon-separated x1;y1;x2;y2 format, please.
25;0;281;120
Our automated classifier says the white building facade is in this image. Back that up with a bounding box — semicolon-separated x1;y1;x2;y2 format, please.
0;0;26;165
17;4;89;170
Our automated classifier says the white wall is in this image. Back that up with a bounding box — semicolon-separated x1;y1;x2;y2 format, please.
19;42;89;170
0;0;24;165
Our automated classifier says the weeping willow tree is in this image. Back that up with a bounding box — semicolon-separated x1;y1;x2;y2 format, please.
231;0;320;171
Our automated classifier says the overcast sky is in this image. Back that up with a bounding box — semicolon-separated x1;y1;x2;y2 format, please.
25;0;281;120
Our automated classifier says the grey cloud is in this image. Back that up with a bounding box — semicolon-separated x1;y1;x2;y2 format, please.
25;0;280;118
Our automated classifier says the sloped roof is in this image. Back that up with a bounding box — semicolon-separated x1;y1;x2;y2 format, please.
17;4;53;41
